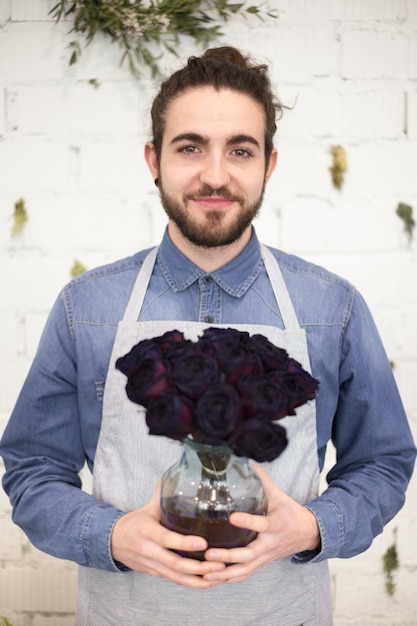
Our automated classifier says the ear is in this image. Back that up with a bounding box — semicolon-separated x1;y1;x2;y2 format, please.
144;141;158;180
265;148;278;184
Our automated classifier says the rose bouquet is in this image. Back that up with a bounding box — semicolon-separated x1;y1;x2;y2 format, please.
116;327;319;463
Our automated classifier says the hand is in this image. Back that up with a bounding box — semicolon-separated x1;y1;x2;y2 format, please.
111;482;226;588
203;465;320;584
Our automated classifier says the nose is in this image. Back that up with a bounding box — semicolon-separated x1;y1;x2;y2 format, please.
199;152;231;190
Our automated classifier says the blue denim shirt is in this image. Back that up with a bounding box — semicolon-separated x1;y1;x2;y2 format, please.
1;228;415;572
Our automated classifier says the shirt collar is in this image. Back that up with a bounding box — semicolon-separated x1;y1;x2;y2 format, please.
157;227;264;298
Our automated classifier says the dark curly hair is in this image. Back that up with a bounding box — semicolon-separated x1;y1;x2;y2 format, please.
150;46;286;164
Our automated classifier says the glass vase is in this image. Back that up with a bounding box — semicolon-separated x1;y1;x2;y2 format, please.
160;438;265;560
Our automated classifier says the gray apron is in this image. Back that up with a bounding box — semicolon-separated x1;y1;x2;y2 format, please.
76;245;333;626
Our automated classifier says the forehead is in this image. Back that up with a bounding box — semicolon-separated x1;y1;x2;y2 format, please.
162;86;266;145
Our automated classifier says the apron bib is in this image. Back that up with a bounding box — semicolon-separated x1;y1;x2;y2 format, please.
76;245;332;626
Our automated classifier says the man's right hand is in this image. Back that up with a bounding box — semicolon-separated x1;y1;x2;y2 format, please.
110;482;227;588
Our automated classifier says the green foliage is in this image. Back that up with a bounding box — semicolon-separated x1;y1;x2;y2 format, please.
71;259;87;277
329;145;347;190
0;617;14;626
11;197;28;237
382;530;399;597
49;0;277;77
396;202;415;242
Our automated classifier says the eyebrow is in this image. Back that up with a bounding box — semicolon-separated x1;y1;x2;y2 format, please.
169;133;261;149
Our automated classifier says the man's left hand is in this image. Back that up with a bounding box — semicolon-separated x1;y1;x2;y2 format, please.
203;465;320;584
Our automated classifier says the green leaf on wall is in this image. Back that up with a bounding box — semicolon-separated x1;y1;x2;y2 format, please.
11;198;28;238
71;260;87;277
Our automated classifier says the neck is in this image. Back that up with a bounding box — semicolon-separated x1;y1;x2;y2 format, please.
167;222;252;272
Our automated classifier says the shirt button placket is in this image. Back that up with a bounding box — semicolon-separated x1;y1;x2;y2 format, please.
200;275;214;324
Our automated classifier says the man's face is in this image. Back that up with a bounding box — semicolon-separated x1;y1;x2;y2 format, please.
146;86;277;249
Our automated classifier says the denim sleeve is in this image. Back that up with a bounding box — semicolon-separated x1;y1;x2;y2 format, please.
295;291;416;563
0;292;125;572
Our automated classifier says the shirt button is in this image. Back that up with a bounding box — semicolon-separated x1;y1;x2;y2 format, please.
203;275;212;284
204;315;213;323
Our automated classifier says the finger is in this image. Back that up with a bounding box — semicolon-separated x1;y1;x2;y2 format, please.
228;510;269;533
204;541;257;566
252;464;285;495
144;555;225;589
161;527;208;554
202;557;259;584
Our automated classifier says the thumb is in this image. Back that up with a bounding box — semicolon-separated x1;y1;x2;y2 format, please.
252;464;289;505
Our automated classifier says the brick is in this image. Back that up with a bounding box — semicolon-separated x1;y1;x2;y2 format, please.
79;140;143;193
63;81;143;136
0;568;77;612
0;0;10;26
0;87;5;138
11;0;53;21
288;87;405;141
278;0;408;21
407;91;417;139
0;139;69;192
33;617;76;626
232;23;335;82
346;141;417;197
12;84;65;135
341;29;414;79
0;23;63;81
0;517;23;560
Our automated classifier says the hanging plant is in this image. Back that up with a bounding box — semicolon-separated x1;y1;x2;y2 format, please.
11;197;28;238
396;202;415;242
329;145;348;190
50;1;277;77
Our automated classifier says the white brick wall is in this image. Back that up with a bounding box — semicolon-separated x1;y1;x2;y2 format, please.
1;0;416;623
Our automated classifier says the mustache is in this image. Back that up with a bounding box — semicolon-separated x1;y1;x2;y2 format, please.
184;184;242;203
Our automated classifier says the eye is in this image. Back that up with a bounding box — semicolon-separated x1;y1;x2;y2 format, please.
179;145;201;154
231;148;252;158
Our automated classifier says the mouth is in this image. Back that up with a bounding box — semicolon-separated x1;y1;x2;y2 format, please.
192;196;236;210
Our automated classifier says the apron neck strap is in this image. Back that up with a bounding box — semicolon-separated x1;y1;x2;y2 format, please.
123;246;159;322
260;244;301;331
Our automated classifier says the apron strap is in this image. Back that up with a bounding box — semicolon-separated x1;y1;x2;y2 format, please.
122;246;159;322
260;244;301;331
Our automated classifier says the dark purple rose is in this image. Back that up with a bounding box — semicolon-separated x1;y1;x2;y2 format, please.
238;374;290;420
281;358;319;411
195;383;243;444
123;358;169;407
146;390;195;440
115;340;162;376
200;327;250;350
233;419;288;462
171;350;220;399
250;334;290;373
199;328;261;385
155;329;186;353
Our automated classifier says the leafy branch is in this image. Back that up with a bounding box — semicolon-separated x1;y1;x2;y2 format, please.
50;0;277;77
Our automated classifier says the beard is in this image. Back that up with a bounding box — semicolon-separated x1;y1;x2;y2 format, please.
158;182;265;248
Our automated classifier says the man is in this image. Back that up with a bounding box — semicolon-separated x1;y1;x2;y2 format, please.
1;46;415;625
